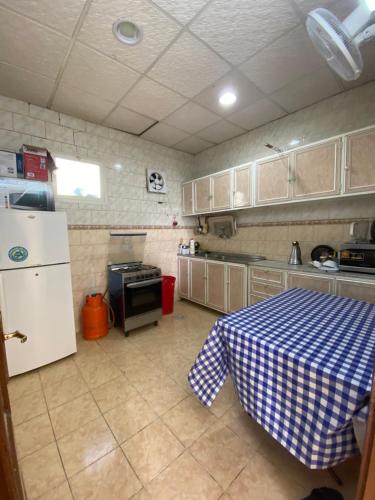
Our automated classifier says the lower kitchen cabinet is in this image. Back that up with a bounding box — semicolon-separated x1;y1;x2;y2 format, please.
336;278;375;303
227;264;247;312
177;257;247;313
288;272;334;294
190;259;206;304
178;257;189;298
248;266;286;304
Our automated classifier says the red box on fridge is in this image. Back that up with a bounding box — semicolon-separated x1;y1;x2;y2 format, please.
22;145;49;181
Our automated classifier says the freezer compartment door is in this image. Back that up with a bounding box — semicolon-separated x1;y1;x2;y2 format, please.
0;211;70;269
0;263;77;376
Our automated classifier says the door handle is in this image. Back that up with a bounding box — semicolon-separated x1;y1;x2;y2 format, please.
4;331;28;343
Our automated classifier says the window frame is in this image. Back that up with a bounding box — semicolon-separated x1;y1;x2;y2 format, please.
52;155;106;204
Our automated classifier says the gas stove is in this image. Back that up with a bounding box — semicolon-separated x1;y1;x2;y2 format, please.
109;262;161;284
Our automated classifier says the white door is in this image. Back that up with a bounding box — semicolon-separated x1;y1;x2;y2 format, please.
0;211;70;269
0;263;77;376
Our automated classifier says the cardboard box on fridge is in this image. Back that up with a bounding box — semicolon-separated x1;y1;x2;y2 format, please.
21;144;49;181
0;150;24;178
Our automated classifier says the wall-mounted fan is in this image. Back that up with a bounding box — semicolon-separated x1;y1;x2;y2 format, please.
306;1;375;81
146;169;167;194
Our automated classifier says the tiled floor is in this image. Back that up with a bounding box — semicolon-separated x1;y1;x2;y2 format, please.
9;301;360;500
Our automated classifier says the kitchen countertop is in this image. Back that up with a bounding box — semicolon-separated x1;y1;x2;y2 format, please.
178;253;375;282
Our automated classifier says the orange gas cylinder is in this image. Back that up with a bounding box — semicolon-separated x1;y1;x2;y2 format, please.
82;293;108;340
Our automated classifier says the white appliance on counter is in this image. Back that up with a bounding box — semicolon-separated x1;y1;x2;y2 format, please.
0;210;76;376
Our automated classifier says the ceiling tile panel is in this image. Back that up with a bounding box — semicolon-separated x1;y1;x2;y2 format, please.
61;43;140;103
227;98;286;130
0;63;56;108
103;106;156;135
193;70;264;116
151;0;209;25
270;67;342;113
52;85;116;123
141;122;189;147
148;31;230;98
342;43;375;90
196;120;246;144
239;26;325;95
77;0;181;73
0;0;86;36
174;136;213;154
190;0;300;66
164;102;220;134
0;7;70;78
121;77;187;120
293;0;355;16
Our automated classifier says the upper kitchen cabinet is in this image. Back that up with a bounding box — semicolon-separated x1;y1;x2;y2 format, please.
194;176;211;213
211;170;232;211
255;155;291;205
182;181;194;216
292;139;341;200
233;164;252;208
344;128;375;194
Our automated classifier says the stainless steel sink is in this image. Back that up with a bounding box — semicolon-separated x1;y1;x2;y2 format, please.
193;251;265;263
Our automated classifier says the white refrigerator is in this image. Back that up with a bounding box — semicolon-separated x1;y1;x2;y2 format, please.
0;210;77;376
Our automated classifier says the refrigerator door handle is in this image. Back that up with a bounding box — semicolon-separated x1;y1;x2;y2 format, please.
3;331;28;343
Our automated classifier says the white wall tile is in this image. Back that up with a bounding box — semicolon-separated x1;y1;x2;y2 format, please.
29;105;60;124
13;113;45;137
46;123;74;144
0;95;28;114
60;113;86;132
0;110;12;130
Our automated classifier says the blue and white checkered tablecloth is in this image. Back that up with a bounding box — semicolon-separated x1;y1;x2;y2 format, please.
188;288;375;469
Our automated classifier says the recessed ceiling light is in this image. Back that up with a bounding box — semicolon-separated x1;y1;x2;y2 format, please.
113;19;143;45
219;92;237;107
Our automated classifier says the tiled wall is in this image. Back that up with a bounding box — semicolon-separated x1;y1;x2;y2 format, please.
0;94;193;226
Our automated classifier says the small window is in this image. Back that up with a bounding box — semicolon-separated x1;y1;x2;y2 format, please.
54;157;101;199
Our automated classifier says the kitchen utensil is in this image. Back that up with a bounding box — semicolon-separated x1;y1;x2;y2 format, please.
311;245;335;262
288;241;302;265
194;241;200;251
202;216;208;234
349;220;370;242
196;216;203;234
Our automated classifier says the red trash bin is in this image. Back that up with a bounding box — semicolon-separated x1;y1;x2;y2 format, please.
162;276;176;315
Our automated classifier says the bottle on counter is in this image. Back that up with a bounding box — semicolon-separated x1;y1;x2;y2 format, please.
189;239;195;255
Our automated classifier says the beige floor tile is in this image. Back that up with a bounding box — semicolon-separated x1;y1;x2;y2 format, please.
122;419;184;483
14;412;54;459
91;375;138;413
225;409;269;451
38;480;73;500
11;389;47;426
44;373;88;409
111;349;152;374
49;393;101;439
69;448;141;499
96;331;131;356
39;357;79;387
73;342;109;369
8;370;41;402
190;426;251;489
131;489;151;500
78;359;122;389
137;374;188;416
104;391;157;444
209;378;238;418
57;416;117;477
163;396;217;447
146;451;222;499
20;442;66;499
227;452;306;500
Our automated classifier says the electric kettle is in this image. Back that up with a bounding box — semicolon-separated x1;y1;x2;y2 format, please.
288;241;302;265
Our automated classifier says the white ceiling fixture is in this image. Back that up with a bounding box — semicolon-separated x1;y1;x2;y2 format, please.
113;18;143;45
219;91;237;106
306;1;375;81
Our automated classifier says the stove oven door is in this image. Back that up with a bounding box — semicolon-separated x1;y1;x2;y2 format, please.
124;278;162;319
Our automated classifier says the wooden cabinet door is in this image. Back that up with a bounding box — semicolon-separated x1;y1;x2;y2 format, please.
292;139;341;200
178;258;189;298
227;265;247;312
344;128;375;194
255;155;291;205
233;165;252;208
288;272;334;294
190;259;206;304
336;279;375;304
194;177;211;213
206;262;226;311
211;170;232;210
182;182;193;215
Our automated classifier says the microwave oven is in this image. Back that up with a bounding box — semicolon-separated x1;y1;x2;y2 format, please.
338;243;375;274
0;178;55;211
